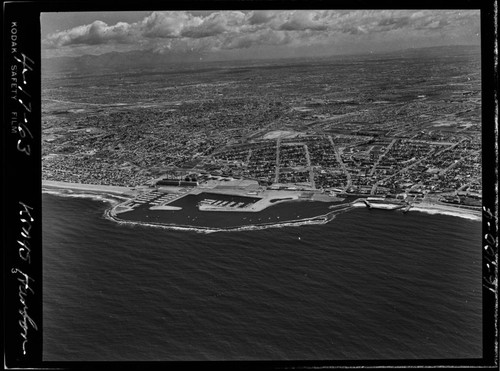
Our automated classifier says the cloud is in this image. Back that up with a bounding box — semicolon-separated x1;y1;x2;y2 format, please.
181;11;246;38
44;20;136;48
43;9;480;57
377;16;411;29
279;11;328;31
45;11;249;48
248;10;276;25
140;11;198;38
327;9;479;36
343;26;369;35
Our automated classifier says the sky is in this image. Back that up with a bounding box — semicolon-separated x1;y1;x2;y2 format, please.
41;10;481;60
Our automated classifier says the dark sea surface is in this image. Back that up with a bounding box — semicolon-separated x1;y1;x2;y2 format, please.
42;193;482;361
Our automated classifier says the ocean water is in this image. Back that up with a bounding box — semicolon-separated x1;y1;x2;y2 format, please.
42;193;482;361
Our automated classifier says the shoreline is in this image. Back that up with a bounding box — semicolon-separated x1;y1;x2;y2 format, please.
42;180;482;222
42;180;138;196
409;202;481;221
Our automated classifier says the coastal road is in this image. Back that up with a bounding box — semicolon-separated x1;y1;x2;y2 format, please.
369;139;397;176
274;137;281;183
303;144;315;189
329;135;352;191
245;149;252;171
439;158;464;176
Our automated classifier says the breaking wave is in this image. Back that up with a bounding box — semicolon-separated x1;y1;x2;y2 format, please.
410;207;481;221
42;188;127;205
103;207;347;234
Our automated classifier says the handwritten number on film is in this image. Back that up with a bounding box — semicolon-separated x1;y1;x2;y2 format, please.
11;22;35;156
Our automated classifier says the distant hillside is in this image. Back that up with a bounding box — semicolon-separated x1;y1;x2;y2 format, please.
388;44;480;58
42;44;481;76
42;49;206;75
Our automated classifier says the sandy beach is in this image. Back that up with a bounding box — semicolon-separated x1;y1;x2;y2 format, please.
409;201;481;221
410;202;482;221
352;199;481;220
42;180;138;197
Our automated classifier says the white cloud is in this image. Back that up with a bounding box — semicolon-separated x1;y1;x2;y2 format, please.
44;20;138;48
278;11;328;31
42;10;480;57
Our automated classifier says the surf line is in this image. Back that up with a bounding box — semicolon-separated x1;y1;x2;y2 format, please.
103;206;354;233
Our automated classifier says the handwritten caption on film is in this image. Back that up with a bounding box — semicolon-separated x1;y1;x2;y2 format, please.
483;206;497;294
12;202;38;355
9;21;38;356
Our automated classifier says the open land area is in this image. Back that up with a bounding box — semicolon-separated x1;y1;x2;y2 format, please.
42;45;482;226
